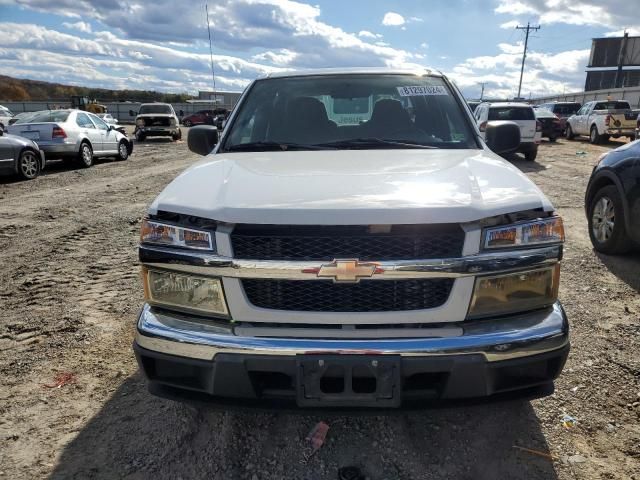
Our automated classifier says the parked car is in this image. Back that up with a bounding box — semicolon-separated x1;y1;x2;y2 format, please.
134;68;569;409
566;100;637;144
132;103;181;141
0;129;45;180
585;139;640;254
7;109;132;167
474;102;541;160
98;113;126;135
536;102;581;134
0;105;14;131
535;108;562;141
181;110;215;127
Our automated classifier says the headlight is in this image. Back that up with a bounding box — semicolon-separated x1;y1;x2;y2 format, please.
143;268;228;316
136;119;145;127
483;216;564;250
140;219;215;250
467;265;560;319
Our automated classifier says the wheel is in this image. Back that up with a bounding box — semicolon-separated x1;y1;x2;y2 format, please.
183;119;192;127
116;140;129;161
524;148;538;161
77;142;93;168
588;185;632;254
590;125;602;144
549;135;557;142
565;124;575;140
17;149;40;180
172;129;182;141
135;131;146;142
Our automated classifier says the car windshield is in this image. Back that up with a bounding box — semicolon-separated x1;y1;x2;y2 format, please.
488;106;535;121
15;110;70;123
535;109;556;118
223;74;477;151
139;105;173;114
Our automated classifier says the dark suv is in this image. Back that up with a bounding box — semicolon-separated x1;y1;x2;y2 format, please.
536;102;581;134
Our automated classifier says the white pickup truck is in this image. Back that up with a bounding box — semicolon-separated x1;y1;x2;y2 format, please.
134;68;569;409
566;100;638;143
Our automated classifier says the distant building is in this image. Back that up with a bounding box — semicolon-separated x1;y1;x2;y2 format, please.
197;90;243;109
585;33;640;91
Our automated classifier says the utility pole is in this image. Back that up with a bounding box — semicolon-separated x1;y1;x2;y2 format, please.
516;22;540;99
205;4;217;99
479;82;486;101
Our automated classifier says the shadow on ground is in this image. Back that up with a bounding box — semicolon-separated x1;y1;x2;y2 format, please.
597;251;640;293
49;374;558;480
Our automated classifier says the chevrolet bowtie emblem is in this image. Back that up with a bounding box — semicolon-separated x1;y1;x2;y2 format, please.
306;259;383;283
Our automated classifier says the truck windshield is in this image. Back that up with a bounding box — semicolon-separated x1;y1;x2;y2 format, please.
223;74;477;151
139;105;173;114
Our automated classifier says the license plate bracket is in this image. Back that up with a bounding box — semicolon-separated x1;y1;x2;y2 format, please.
296;355;401;408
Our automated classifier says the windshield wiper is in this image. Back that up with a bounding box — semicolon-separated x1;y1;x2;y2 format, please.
314;138;438;149
225;141;336;152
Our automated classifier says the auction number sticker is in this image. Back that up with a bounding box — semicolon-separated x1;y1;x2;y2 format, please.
397;85;448;96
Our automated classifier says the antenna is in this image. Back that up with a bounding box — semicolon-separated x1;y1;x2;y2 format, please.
205;3;217;99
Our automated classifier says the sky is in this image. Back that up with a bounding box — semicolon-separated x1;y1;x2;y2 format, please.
0;0;638;99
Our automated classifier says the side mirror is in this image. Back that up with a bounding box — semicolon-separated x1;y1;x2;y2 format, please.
188;125;218;156
484;121;521;155
129;110;136;117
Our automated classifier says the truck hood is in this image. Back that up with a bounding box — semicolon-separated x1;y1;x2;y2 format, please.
149;149;554;224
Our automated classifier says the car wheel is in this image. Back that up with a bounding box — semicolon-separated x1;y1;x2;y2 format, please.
549;135;557;142
588;185;632;254
172;129;182;141
524;148;538;161
135;131;146;142
565;124;575;140
590;125;601;144
116;140;129;161
18;149;40;180
183;119;192;127
77;142;94;168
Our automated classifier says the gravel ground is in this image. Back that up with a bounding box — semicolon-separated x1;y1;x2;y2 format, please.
0;130;638;480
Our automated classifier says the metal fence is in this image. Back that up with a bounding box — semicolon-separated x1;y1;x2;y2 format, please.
0;101;237;123
530;86;640;108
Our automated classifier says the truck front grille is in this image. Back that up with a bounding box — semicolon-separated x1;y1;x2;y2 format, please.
241;279;454;312
231;224;465;260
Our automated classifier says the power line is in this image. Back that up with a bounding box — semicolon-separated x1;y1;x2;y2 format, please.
205;3;217;95
515;22;540;99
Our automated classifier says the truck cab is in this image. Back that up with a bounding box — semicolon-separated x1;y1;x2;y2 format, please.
134;68;569;408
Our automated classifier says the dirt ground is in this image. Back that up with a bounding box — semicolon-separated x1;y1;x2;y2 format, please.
0;130;638;480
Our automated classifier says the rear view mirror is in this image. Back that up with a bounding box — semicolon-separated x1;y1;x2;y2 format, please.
188;125;218;156
484;121;521;155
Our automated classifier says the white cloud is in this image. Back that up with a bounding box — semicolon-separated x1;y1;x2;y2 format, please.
420;42;428;49
605;28;640;37
499;20;519;29
251;49;298;65
62;21;92;33
382;12;405;27
358;30;382;39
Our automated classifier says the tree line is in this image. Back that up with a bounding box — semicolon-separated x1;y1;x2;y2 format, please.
0;75;192;103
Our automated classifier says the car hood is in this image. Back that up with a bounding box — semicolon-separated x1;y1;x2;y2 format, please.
149;149;554;224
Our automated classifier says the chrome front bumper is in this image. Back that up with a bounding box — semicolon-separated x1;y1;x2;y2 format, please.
135;301;569;363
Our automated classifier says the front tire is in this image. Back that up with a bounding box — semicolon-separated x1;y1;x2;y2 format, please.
116;140;129;161
524;148;538;161
77;142;94;168
172;129;182;141
565;124;575;140
17;149;40;180
588;185;632;254
135;131;146;142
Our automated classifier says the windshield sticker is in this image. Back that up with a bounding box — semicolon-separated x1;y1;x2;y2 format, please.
397;86;448;97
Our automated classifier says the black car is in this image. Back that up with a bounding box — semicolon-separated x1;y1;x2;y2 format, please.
585;140;640;254
535;108;562;141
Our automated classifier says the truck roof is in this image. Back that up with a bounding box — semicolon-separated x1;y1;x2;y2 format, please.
263;67;442;79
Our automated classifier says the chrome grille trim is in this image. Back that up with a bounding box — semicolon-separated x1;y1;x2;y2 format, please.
139;244;562;280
